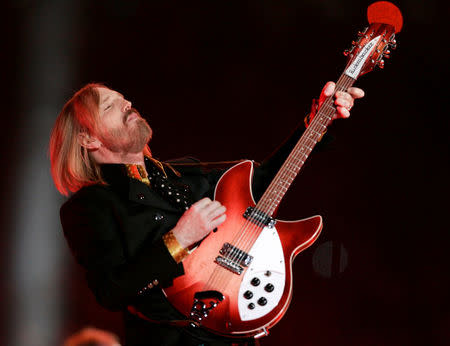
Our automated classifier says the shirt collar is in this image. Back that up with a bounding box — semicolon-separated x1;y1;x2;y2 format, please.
99;155;181;188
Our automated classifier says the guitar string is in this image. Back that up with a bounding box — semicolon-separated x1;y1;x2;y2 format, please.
204;207;270;291
208;75;355;290
203;209;265;290
255;75;355;220
204;75;355;291
205;121;323;289
211;34;385;279
229;75;356;267
204;75;356;292
234;74;354;251
205;92;351;293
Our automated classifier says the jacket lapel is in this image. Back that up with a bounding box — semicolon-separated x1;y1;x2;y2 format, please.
101;163;181;213
128;179;180;213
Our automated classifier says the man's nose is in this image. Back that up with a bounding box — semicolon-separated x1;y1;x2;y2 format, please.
123;100;132;112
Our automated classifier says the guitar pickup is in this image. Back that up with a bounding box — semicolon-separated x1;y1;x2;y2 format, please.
219;243;253;267
243;207;276;228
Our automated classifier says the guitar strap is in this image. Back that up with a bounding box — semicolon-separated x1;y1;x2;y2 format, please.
168;159;258;171
127;305;199;328
127;306;260;345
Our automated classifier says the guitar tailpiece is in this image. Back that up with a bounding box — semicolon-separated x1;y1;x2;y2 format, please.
190;290;225;325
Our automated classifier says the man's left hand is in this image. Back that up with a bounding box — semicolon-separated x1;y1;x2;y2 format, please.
319;81;365;120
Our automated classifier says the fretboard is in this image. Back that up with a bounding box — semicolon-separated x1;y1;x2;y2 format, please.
255;73;356;217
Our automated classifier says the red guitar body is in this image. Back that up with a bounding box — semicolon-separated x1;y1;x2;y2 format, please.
163;161;322;338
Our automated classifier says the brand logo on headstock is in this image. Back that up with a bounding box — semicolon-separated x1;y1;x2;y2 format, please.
345;36;381;79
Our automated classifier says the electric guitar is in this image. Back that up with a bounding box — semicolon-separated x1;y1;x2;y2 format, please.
163;1;403;339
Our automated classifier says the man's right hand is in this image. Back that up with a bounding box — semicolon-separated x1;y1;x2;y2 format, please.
172;197;227;248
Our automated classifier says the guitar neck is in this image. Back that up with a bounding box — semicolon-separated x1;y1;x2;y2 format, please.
254;18;400;218
256;73;356;217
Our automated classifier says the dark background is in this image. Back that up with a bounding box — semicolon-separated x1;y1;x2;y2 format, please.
1;0;447;345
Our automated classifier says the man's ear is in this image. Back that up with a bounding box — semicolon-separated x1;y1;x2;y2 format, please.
78;132;101;150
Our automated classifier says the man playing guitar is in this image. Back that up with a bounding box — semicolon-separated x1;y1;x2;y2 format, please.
50;81;363;345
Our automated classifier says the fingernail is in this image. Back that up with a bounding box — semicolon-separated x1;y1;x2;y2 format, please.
325;86;333;96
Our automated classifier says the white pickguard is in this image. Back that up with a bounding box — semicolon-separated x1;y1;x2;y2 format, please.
238;226;285;321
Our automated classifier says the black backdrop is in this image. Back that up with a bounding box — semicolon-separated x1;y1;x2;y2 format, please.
1;1;447;345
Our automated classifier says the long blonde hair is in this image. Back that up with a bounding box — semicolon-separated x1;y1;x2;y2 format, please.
50;83;152;195
49;83;104;195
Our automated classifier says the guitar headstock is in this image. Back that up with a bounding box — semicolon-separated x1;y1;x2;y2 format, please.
343;1;403;79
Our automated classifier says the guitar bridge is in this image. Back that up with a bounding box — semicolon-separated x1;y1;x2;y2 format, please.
215;243;253;275
190;290;224;326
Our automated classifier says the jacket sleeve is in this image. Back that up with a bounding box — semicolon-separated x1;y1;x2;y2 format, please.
60;186;184;311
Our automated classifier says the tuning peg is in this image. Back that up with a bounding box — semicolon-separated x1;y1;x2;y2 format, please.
389;38;397;50
357;26;369;37
343;46;355;56
357;33;369;41
383;50;391;58
378;59;385;69
358;28;367;36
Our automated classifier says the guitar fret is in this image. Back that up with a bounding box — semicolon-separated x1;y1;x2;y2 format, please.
290;156;305;165
296;151;308;158
321;103;336;114
257;63;360;217
308;123;327;134
318;116;331;126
